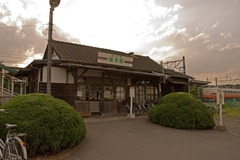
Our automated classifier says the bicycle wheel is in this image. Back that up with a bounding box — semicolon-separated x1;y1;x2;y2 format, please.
133;106;140;117
139;105;146;115
0;138;4;158
132;103;141;117
120;105;128;116
4;137;27;160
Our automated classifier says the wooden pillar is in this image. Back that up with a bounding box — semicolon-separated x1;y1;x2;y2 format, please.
144;80;147;103
101;72;105;113
72;68;78;100
113;76;117;115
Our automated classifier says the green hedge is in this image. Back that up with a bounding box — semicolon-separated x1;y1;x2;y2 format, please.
148;92;215;129
0;93;86;155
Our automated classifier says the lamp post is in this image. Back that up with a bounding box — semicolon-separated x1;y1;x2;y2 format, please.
47;0;61;95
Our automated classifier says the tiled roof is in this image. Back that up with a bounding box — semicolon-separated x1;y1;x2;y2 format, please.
164;69;193;79
41;40;196;79
44;40;163;73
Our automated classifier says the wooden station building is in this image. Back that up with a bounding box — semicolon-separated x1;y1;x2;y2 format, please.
17;40;202;116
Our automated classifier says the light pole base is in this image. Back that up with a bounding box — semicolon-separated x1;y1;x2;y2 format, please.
127;114;135;118
216;125;227;132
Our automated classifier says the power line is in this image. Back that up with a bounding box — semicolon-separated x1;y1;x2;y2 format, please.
0;24;46;30
63;0;77;8
0;52;43;56
0;56;40;61
0;52;35;56
0;56;36;60
0;59;30;63
0;55;42;60
1;58;39;64
0;54;42;65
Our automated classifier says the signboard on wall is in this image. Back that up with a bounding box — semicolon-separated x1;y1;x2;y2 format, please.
97;52;133;67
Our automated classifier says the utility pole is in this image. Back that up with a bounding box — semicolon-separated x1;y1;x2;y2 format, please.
162;56;186;74
47;0;61;95
182;56;186;75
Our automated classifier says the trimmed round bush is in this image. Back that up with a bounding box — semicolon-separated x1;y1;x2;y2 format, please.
0;93;86;155
148;92;215;129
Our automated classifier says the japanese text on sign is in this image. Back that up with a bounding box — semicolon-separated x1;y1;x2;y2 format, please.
97;52;133;67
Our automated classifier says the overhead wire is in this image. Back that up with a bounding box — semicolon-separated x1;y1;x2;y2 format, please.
0;0;75;66
0;0;76;31
0;23;48;30
63;0;77;8
0;52;41;56
0;52;43;64
1;59;31;64
0;0;76;30
0;55;37;60
1;57;40;63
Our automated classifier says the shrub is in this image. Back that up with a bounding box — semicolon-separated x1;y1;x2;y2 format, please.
148;92;215;129
0;93;86;155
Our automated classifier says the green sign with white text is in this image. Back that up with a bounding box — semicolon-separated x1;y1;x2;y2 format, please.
97;52;133;67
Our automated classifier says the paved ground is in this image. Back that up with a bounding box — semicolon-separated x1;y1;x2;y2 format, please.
64;116;240;160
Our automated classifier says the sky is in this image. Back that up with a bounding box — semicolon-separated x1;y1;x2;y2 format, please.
0;0;240;84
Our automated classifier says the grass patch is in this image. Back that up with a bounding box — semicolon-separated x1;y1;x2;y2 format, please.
224;108;240;118
203;101;240;119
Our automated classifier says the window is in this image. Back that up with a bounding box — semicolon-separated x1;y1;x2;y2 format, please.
104;86;113;100
116;87;125;102
77;85;103;101
89;86;102;100
77;85;88;101
135;85;145;104
147;85;158;100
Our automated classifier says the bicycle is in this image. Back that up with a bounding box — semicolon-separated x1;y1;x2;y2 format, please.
207;106;227;115
0;109;27;160
144;100;155;112
131;103;145;115
135;101;154;115
119;102;140;117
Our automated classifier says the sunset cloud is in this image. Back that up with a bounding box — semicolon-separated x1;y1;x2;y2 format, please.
0;0;239;84
211;21;219;29
220;32;232;39
189;31;209;43
219;43;240;51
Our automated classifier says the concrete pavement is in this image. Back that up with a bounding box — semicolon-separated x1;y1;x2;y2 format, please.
65;116;240;160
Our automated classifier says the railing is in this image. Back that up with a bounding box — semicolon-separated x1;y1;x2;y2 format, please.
1;71;26;105
3;87;20;96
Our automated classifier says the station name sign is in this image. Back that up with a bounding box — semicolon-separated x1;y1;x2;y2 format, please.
97;52;133;67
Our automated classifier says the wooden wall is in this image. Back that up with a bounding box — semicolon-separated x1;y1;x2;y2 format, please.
161;80;189;97
39;82;75;106
74;101;91;117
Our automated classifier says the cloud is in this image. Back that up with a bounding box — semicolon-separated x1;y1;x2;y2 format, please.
211;21;219;29
189;31;210;43
0;19;46;65
233;0;240;4
219;43;240;51
195;68;240;85
134;2;184;61
207;43;220;50
0;0;79;66
147;46;173;60
136;0;240;83
220;32;232;39
0;0;239;84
